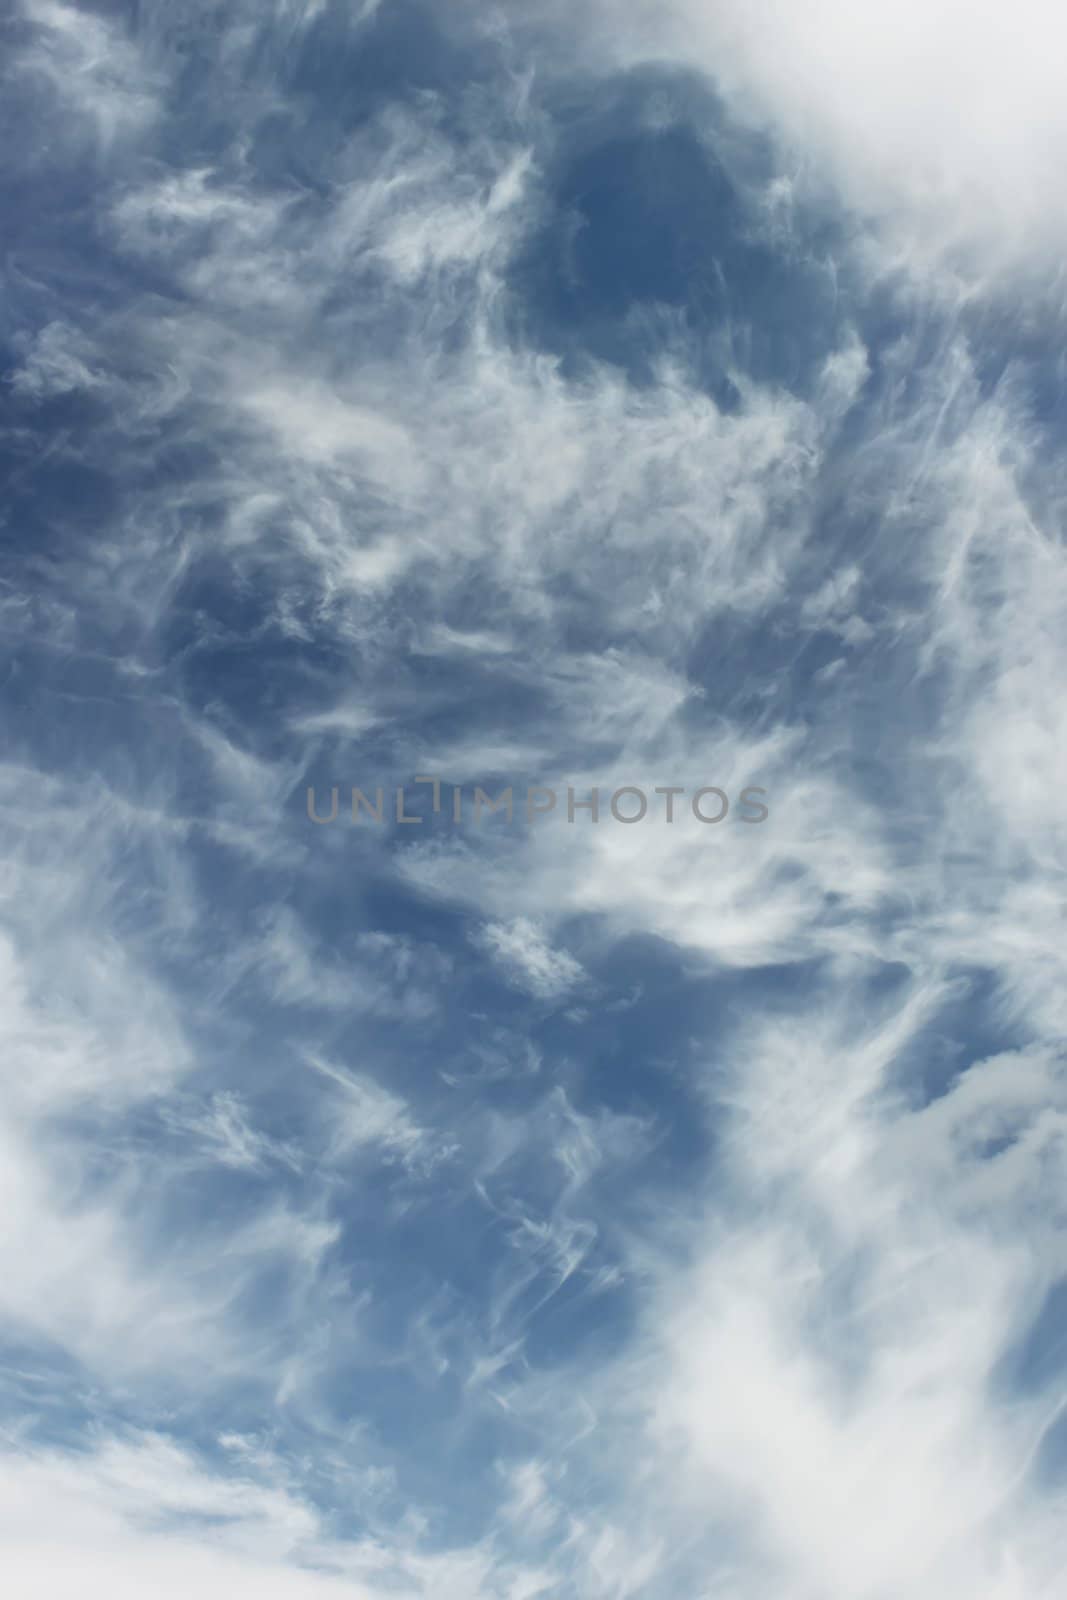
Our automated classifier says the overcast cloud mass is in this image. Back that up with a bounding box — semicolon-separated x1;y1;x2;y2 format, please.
2;2;1067;1596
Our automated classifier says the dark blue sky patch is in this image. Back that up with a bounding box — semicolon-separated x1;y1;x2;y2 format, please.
506;67;845;400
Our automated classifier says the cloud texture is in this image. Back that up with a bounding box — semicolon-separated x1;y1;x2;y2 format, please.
1;2;1066;1596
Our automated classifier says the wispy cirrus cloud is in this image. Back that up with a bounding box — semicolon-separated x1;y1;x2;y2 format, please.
2;0;1066;1595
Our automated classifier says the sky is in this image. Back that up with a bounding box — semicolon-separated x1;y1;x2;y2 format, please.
2;2;1067;1596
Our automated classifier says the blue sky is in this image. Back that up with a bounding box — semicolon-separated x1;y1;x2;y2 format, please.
2;2;1067;1596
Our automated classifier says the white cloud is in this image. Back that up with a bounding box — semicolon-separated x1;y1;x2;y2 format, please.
635;1003;1067;1599
0;1430;548;1600
405;720;891;973
477;919;585;1000
9;321;105;399
604;0;1067;277
17;0;160;148
306;1055;449;1174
